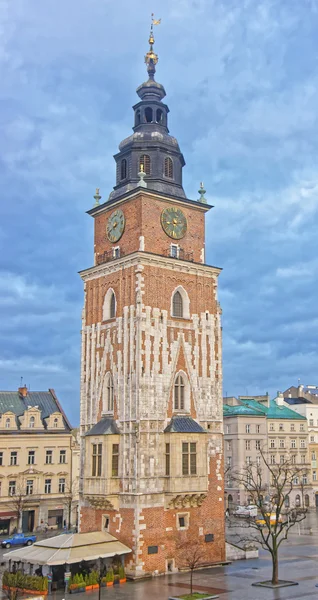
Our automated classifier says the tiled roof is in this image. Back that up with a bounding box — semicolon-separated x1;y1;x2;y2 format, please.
164;417;205;433
0;390;71;431
85;418;120;436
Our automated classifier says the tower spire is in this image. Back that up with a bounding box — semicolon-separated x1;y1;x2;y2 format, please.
145;13;161;80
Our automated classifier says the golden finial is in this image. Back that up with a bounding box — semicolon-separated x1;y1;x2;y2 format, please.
145;13;161;79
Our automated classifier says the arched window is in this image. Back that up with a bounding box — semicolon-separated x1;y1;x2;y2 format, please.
103;373;114;413
29;416;35;429
103;289;116;321
284;495;290;508
120;159;127;180
156;108;163;123
135;109;141;126
174;374;185;410
227;494;233;509
295;494;301;507
139;154;151;175
5;418;10;429
53;418;58;428
164;157;173;179
305;494;310;507
172;291;183;318
145;107;153;123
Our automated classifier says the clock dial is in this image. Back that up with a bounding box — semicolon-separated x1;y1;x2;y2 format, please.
106;209;125;243
161;207;187;240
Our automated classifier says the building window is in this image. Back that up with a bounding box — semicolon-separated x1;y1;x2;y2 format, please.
256;440;261;450
29;416;35;428
26;480;33;495
156;108;163;123
172;291;183;318
103;289;117;321
165;443;170;476
270;439;275;448
300;423;305;432
311;436;315;443
227;441;232;452
309;419;314;427
44;479;51;494
279;423;284;431
92;443;102;477
120;159;127;180
182;442;196;475
279;439;285;449
301;454;306;464
256;456;261;466
110;292;116;317
226;425;231;434
269;423;274;431
5;418;10;429
313;471;317;481
135;109;141;126
148;546;158;554
245;440;251;450
174;374;185;410
8;481;16;496
291;439;296;449
145;107;153;123
104;373;114;413
0;452;3;466
59;478;66;493
139;154;151;175
305;493;309;506
280;455;285;464
291;454;296;464
28;451;35;465
10;451;17;466
246;456;251;465
46;450;53;464
290;424;295;431
164;157;173;179
59;450;66;464
270;455;275;464
295;494;300;506
170;244;179;258
227;456;232;467
256;425;260;434
312;451;316;461
53;418;58;428
103;515;110;531
177;514;188;529
112;247;120;259
245;424;250;434
300;439;306;449
112;444;119;477
303;475;308;485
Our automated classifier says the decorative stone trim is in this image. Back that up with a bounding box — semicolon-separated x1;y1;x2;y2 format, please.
86;496;114;510
168;493;207;509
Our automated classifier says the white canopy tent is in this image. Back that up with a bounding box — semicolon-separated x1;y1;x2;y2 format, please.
3;532;131;566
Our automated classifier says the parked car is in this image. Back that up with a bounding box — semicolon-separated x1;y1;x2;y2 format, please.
1;533;37;548
255;513;283;527
233;504;258;517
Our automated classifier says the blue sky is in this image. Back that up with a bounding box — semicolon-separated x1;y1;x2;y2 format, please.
1;0;318;425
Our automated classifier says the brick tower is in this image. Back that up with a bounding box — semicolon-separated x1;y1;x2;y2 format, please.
79;21;225;576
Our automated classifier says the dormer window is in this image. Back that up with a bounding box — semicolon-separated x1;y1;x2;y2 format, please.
5;418;10;429
53;418;58;428
139;154;151;175
145;107;153;123
29;416;35;429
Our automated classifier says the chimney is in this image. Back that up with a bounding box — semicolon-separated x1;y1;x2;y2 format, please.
18;385;28;398
276;392;284;406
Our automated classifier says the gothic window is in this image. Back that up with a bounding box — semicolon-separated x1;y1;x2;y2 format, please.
174;374;185;410
103;289;116;321
156;108;163;123
172;291;183;317
103;373;114;413
139;154;151;175
120;159;127;180
164;157;173;179
145;107;153;122
135;109;141;126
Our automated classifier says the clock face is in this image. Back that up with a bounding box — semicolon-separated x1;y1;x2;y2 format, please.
161;207;187;240
106;209;125;243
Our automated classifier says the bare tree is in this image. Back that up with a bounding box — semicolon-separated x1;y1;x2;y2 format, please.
61;479;79;530
177;539;205;596
231;449;308;585
6;478;32;533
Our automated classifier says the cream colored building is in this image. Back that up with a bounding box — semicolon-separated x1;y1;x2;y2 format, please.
0;386;79;534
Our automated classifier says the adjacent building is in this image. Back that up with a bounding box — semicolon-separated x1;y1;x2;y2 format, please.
79;26;225;576
224;394;312;508
0;386;79;534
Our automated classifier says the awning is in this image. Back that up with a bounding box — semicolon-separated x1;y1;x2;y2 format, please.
0;512;16;519
3;532;131;566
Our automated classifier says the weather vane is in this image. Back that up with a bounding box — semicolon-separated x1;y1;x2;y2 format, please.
145;13;161;79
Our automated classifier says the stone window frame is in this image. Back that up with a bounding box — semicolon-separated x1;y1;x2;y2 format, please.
171;285;190;319
173;370;190;414
103;288;117;321
176;512;189;531
103;372;114;414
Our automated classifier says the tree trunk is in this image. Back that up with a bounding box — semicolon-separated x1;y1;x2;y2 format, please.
17;510;23;533
190;568;193;595
271;552;278;585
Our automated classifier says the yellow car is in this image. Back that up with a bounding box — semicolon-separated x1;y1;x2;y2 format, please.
255;513;283;527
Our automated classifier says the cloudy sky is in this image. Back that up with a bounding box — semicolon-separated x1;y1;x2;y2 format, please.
1;0;318;425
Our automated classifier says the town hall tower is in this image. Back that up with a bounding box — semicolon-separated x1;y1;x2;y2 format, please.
79;23;225;576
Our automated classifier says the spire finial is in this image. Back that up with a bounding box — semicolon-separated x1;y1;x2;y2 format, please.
198;181;207;204
93;187;101;207
145;13;161;80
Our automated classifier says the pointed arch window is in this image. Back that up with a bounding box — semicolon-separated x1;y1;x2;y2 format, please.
120;159;127;180
174;374;185;410
172;291;183;318
164;157;173;179
103;288;116;321
139;154;151;175
135;109;141;126
110;292;116;319
156;109;163;123
103;373;114;413
145;107;153;123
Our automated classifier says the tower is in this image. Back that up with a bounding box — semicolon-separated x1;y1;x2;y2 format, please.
79;21;225;576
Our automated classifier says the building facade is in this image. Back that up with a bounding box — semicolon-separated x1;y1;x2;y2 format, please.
224;394;312;508
0;386;78;534
79;28;225;576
